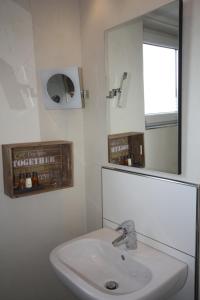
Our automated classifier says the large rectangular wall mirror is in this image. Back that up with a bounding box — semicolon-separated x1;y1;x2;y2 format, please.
105;0;183;174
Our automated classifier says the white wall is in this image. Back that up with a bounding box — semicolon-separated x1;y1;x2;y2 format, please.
145;126;178;173
0;1;85;299
80;0;200;230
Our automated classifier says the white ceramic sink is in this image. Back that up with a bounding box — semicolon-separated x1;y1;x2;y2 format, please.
50;228;187;300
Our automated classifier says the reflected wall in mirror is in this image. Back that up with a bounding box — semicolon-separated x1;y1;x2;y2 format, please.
105;0;182;174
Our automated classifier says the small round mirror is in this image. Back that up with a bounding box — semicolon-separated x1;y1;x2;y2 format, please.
47;74;75;104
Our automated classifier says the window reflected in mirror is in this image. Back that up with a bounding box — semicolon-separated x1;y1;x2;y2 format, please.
143;44;178;129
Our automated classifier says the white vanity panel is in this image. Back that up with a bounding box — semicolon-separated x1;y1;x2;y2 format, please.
102;168;197;256
102;167;199;300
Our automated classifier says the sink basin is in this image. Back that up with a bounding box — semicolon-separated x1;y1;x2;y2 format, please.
52;238;152;295
50;228;187;300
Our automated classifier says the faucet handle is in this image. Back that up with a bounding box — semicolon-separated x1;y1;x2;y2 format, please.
116;220;135;234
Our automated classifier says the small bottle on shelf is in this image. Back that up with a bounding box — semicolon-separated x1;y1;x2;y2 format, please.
118;156;124;165
32;172;39;187
124;155;128;166
25;173;32;189
139;145;144;167
117;156;121;165
18;173;25;191
13;173;18;190
127;156;132;166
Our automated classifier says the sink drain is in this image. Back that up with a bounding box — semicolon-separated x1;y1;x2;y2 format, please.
105;281;119;290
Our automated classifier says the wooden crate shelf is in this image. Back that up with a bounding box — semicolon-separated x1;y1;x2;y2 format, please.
2;141;73;198
108;132;145;168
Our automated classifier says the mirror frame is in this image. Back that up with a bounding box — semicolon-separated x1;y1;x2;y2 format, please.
177;0;183;174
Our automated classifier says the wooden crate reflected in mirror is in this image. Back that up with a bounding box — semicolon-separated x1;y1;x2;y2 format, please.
108;132;145;168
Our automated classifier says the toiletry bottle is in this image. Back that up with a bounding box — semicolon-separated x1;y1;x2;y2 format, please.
128;156;132;166
124;155;128;166
32;172;39;187
131;153;134;166
18;173;25;190
25;173;32;189
139;145;143;166
13;173;18;190
119;156;123;165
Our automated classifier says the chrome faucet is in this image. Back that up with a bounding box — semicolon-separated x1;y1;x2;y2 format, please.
112;220;137;250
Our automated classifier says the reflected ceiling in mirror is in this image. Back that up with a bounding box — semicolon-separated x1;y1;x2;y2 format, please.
105;0;182;174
